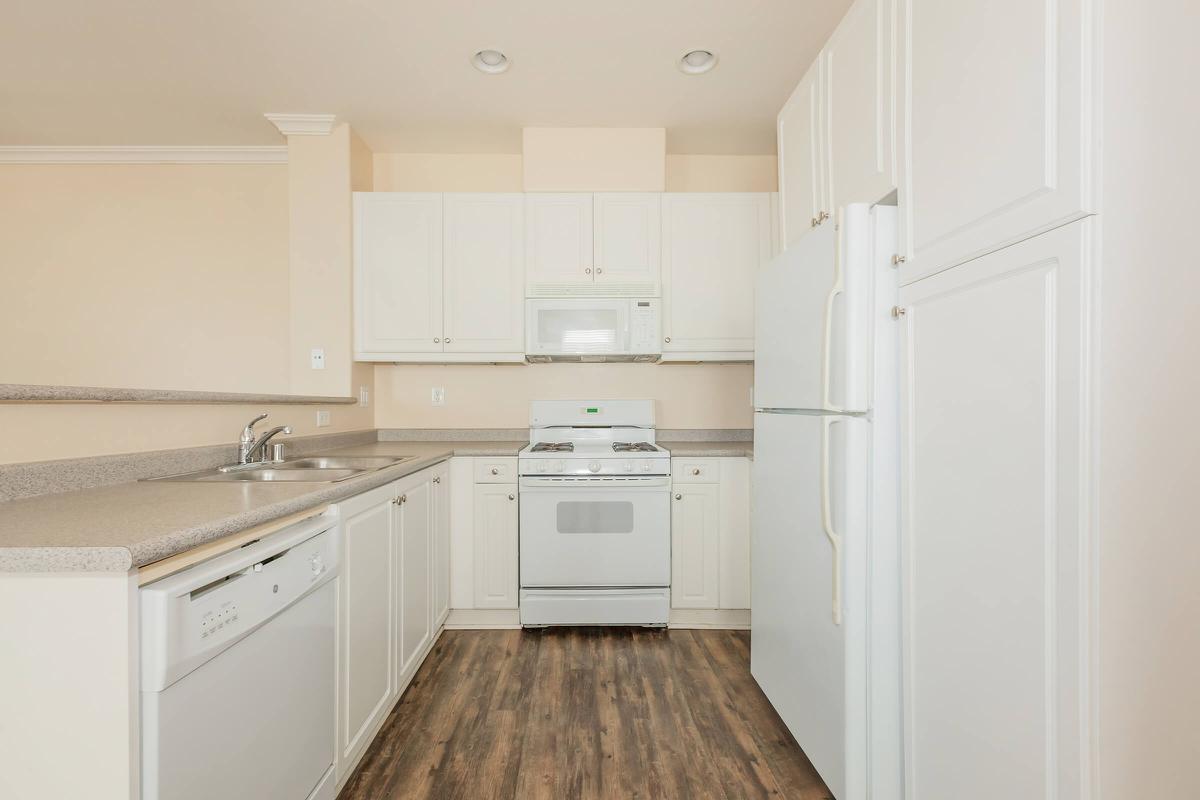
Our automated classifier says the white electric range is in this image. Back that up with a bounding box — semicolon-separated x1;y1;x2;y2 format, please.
517;400;671;626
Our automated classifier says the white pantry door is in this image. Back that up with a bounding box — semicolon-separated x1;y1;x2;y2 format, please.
899;0;1096;281
898;220;1093;800
777;58;827;248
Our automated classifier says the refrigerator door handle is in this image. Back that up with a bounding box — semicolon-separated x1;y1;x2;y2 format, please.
820;415;844;625
821;229;845;413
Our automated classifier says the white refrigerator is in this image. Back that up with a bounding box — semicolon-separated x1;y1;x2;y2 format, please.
751;204;902;800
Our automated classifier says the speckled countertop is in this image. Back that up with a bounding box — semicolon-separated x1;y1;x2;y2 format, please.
661;441;754;458
0;441;525;573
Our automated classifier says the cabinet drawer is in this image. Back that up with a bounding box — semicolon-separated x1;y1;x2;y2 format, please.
671;458;719;483
473;457;518;483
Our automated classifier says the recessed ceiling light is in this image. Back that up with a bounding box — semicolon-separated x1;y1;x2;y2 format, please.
678;50;718;75
471;50;510;74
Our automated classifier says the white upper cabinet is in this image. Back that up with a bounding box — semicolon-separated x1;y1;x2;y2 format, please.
778;59;826;248
899;0;1096;282
661;193;772;359
778;0;899;249
442;193;525;355
526;192;661;295
354;193;442;356
524;193;594;291
593;193;661;293
826;0;897;211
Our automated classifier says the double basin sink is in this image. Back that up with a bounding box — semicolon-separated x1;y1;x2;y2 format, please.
149;455;417;484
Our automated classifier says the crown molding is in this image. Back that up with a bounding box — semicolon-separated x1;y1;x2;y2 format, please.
264;113;338;136
0;146;288;164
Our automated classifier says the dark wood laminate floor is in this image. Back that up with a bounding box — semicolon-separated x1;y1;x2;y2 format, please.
338;628;833;800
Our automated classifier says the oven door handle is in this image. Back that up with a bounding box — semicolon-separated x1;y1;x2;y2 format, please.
518;476;672;490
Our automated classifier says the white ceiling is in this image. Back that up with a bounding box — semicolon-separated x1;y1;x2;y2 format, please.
0;0;852;154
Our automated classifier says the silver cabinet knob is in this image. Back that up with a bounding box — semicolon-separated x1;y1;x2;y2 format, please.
444;338;451;344
595;267;603;274
675;493;682;500
433;476;440;484
664;336;671;343
399;494;407;504
491;467;499;475
692;468;700;475
508;493;515;501
585;267;592;274
434;337;440;343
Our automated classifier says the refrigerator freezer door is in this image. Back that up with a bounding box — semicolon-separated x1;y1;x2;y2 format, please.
754;205;877;413
751;411;869;800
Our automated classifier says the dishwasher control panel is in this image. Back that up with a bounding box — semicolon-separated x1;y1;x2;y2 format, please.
140;516;339;692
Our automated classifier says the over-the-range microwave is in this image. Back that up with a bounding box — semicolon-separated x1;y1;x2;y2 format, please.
525;298;661;362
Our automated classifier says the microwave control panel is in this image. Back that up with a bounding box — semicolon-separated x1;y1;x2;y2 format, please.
629;299;660;353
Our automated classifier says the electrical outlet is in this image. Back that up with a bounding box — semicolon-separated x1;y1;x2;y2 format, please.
358;386;370;407
310;348;325;370
431;387;446;407
316;410;331;427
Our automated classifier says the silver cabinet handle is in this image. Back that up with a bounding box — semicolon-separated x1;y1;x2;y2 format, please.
508;494;515;501
675;493;682;500
399;494;407;504
595;267;603;274
664;336;671;343
445;338;452;344
692;468;700;475
434;337;440;343
433;476;440;484
491;467;499;475
585;267;592;274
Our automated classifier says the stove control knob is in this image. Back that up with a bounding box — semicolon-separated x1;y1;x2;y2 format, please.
535;462;547;473
641;463;652;472
588;461;602;473
623;461;633;472
553;460;564;472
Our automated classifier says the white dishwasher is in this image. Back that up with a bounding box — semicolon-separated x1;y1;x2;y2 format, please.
140;513;339;800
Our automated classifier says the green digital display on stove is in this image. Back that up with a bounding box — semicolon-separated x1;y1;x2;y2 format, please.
586;407;599;413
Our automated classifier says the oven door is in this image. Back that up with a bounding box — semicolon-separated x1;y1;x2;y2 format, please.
518;475;671;588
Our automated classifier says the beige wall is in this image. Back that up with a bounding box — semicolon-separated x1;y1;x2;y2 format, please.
374;363;752;430
1098;1;1200;796
0;163;290;393
665;155;778;192
374;153;523;192
522;127;666;191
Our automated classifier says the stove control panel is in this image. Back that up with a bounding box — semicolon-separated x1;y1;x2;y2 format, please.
519;457;669;477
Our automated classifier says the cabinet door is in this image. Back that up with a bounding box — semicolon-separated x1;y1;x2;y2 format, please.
354;193;443;357
671;482;720;609
432;463;451;627
525;193;594;292
899;0;1095;282
593;193;661;292
472;483;519;609
777;58;827;248
337;494;395;770
443;194;525;354
661;193;771;358
898;221;1092;800
718;458;752;610
826;0;897;209
396;477;432;683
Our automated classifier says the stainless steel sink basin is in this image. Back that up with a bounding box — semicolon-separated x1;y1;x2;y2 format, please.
190;468;363;482
280;456;411;470
146;453;417;484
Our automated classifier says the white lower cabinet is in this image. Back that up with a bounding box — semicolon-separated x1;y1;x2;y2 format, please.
335;463;452;786
395;473;432;682
472;482;520;609
897;220;1092;800
335;482;397;778
670;457;751;611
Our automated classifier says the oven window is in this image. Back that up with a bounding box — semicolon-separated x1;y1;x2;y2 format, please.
538;310;619;353
556;501;635;534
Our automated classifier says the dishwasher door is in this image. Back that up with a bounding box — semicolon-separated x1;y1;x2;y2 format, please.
141;517;339;800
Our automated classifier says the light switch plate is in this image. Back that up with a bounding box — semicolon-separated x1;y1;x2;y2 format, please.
316;410;331;427
310;348;325;370
358;386;370;407
431;387;446;407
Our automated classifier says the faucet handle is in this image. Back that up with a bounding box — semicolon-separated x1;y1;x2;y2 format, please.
241;412;269;441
